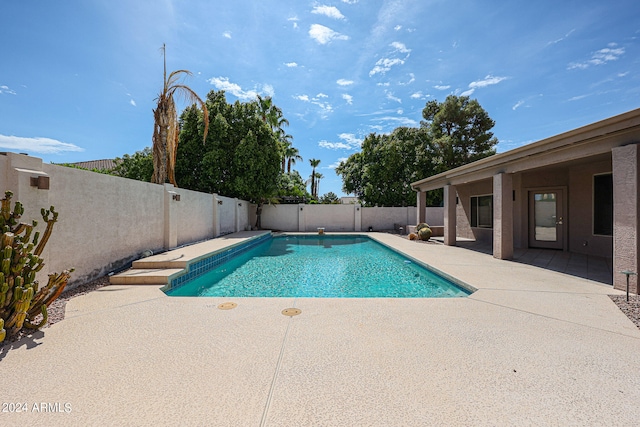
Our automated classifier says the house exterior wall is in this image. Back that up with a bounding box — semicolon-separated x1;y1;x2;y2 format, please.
455;179;493;242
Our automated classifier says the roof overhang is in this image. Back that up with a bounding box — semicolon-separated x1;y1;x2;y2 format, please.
411;108;640;192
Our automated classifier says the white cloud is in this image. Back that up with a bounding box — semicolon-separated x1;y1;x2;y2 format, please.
0;85;16;95
434;85;450;90
460;89;475;97
341;0;358;4
0;134;84;154
373;116;419;127
130;99;137;107
285;62;298;67
400;73;415;85
316;93;328;98
547;29;575;46
319;133;362;150
337;79;354;86
207;76;273;100
328;157;349;169
311;5;345;20
410;91;426;99
512;100;525;110
222;31;232;39
342;94;353;104
369;42;411;77
369;57;405;76
288;16;299;29
568;43;625;70
397;109;403;114
294;94;310;102
386;91;402;103
394;25;402;31
390;41;410;54
309;24;349;44
568;94;589;102
469;75;508;89
319;140;351;149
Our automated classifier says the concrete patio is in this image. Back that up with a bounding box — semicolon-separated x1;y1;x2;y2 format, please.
1;232;639;426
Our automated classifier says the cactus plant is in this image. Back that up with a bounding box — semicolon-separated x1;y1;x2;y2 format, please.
416;222;430;232
418;227;432;241
0;191;73;343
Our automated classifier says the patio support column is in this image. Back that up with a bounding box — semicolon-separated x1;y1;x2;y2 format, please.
493;172;513;260
416;190;426;225
612;144;639;293
444;185;457;246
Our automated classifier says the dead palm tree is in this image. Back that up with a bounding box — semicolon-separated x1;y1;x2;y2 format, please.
152;44;209;186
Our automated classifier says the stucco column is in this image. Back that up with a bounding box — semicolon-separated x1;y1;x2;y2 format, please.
213;194;221;237
612;144;639;293
163;184;178;249
298;204;306;232
443;185;457;246
416;191;426;225
354;204;362;231
493;172;514;260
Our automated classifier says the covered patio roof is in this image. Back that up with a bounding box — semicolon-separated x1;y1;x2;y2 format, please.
411;108;640;192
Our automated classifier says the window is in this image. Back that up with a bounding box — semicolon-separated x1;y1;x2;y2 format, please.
593;174;613;236
471;195;493;228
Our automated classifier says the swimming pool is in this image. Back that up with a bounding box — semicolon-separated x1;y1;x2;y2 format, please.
165;234;471;298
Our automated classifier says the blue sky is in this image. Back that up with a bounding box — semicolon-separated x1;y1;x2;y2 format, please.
1;1;639;197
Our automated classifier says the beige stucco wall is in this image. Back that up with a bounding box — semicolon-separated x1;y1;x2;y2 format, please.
0;153;249;288
361;207;416;231
175;187;215;247
456;179;493;242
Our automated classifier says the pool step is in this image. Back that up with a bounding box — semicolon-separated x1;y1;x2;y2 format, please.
110;230;272;286
109;268;183;285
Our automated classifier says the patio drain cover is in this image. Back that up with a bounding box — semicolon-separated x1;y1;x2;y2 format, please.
218;302;237;310
282;308;301;317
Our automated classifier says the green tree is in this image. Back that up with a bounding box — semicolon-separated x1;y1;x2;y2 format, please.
112;147;153;181
277;171;310;199
422;95;497;172
337;95;497;207
309;158;321;199
152;44;209;186
319;192;339;204
176;90;282;228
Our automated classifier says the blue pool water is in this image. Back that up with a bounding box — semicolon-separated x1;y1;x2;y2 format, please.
166;235;470;298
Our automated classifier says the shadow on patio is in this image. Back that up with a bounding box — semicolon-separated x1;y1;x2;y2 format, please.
436;238;614;285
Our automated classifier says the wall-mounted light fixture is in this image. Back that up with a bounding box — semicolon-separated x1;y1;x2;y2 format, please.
356;207;360;211
217;200;223;205
30;176;50;190
238;202;242;206
172;194;181;201
300;207;303;211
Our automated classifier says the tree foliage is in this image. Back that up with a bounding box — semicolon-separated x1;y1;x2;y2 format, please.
176;90;281;204
112;147;153;182
337;95;498;207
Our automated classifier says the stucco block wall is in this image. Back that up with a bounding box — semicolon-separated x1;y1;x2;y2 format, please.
217;196;238;235
175;187;215;246
456;179;493;242
304;204;355;231
257;204;300;231
0;153;249;288
41;163;165;285
361;207;415;231
567;159;613;256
